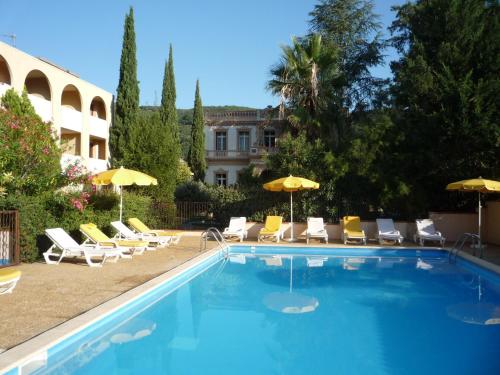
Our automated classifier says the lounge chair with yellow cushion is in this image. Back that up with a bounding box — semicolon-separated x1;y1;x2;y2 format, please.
258;216;283;243
342;216;367;245
0;268;21;294
128;218;182;245
80;223;148;257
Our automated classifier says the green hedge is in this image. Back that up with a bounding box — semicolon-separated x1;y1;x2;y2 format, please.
0;191;157;262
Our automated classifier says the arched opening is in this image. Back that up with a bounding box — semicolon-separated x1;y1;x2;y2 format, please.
24;70;51;100
61;84;82;112
90;96;106;120
0;55;11;85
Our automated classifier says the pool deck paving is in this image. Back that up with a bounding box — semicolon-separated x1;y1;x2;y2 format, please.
1;233;499;353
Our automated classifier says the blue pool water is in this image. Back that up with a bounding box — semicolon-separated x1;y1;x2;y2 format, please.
22;247;500;374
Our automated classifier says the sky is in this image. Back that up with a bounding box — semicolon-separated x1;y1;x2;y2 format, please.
0;0;405;109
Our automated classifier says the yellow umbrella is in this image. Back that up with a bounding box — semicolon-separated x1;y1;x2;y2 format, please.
263;175;320;241
92;167;158;222
446;177;500;248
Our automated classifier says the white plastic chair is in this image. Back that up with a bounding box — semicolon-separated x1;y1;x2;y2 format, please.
44;228;122;267
414;219;446;247
222;217;248;242
111;221;170;248
376;218;404;245
306;217;329;244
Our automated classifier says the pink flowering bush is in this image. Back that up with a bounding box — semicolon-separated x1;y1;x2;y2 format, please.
60;162;94;212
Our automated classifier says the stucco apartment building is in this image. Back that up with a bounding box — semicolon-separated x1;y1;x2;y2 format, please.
204;109;282;186
0;41;112;173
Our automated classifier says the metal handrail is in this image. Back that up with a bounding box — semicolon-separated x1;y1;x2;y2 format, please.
200;227;229;257
449;232;482;263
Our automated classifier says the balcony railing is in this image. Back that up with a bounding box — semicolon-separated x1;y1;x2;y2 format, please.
89;115;109;139
206;147;278;160
61;106;84;133
206;150;250;160
0;83;10;98
88;158;108;173
28;94;52;123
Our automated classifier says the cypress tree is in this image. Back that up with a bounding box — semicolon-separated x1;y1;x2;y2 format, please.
159;44;181;200
110;7;139;167
188;80;207;181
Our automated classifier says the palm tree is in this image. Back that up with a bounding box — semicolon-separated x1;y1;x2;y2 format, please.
267;34;339;137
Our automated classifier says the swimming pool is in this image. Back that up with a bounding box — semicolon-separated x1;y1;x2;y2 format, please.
2;246;500;374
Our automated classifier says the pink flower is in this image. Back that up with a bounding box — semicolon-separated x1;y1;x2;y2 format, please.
42;147;49;155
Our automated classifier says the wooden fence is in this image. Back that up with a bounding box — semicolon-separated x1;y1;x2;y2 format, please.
0;210;20;267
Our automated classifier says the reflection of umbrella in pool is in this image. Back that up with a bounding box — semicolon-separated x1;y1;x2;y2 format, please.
447;303;500;325
110;319;157;344
447;276;500;325
263;256;319;314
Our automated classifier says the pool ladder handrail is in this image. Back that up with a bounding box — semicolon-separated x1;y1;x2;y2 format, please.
200;227;229;257
449;232;481;263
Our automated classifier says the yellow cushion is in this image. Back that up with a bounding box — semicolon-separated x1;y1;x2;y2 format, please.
129;218;179;237
260;229;279;235
0;268;21;283
80;223;110;242
261;216;282;233
115;240;148;248
150;230;181;236
128;218;150;233
343;216;363;233
344;230;365;238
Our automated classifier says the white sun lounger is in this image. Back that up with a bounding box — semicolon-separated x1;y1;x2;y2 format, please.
376;218;404;245
306;217;329;244
44;228;122;267
222;217;248;242
111;221;170;248
414;219;446;247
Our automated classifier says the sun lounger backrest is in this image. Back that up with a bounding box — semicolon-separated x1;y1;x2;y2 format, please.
376;218;396;233
343;216;362;232
228;217;246;232
307;217;325;232
80;223;110;242
264;216;282;232
128;218;150;233
45;228;80;249
111;221;136;238
416;219;437;235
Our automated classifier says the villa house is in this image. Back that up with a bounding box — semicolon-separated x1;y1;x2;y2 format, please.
0;41;111;173
204;109;282;186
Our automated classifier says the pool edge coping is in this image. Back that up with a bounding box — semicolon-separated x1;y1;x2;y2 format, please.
0;248;221;374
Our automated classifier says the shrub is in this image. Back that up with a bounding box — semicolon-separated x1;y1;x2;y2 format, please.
0;106;61;195
0;191;157;262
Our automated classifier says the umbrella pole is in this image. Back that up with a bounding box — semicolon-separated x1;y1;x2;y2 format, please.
120;186;123;223
290;191;294;241
478;191;482;250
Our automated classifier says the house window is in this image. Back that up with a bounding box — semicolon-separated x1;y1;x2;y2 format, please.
215;172;227;187
264;129;276;148
238;131;250;152
215;131;227;151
